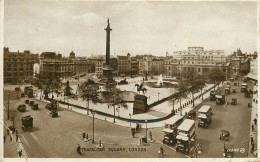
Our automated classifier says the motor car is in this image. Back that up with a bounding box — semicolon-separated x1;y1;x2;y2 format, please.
17;104;26;112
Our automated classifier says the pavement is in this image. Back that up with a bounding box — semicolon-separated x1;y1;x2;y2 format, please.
248;82;258;157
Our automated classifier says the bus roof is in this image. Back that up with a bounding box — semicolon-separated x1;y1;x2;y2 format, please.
178;119;195;132
198;105;211;113
165;115;183;125
163;128;174;133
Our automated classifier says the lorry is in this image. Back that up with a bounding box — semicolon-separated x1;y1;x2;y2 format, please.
176;119;196;154
162;115;184;145
198;105;212;128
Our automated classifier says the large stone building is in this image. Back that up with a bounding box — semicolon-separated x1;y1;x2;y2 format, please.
4;47;39;83
164;58;179;78
166;47;227;78
227;49;252;75
117;53;131;75
130;56;139;75
136;54;153;75
39;52;74;79
149;58;165;75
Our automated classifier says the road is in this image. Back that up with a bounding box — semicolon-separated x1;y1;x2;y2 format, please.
3;79;253;158
3;88;186;158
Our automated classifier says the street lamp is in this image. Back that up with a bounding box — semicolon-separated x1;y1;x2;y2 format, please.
129;113;131;126
7;91;10;120
145;120;148;139
113;95;116;123
91;110;95;143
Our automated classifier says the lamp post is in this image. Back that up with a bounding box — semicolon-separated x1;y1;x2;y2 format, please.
145;120;148;139
129;113;131;126
113;95;116;123
7;91;10;120
91;110;95;143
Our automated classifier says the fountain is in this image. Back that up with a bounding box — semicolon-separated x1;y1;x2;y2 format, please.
156;74;163;87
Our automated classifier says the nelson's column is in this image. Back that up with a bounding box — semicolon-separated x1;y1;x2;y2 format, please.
100;18;116;84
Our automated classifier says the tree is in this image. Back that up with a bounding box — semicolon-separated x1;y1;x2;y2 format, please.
79;79;100;115
208;67;226;90
64;80;74;110
175;78;189;116
183;71;196;107
40;72;62;100
195;75;206;100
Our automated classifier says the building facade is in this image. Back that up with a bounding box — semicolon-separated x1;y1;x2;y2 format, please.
39;52;74;79
170;47;227;77
149;58;165;75
117;53;131;75
4;47;39;83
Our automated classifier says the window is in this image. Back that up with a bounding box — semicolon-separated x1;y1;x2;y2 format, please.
198;68;200;72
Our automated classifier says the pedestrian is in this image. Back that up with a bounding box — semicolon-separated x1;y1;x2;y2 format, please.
251;143;255;153
16;133;18;142
248;102;251;108
254;118;257;125
77;144;81;155
4;135;5;143
7;128;9;135
10;135;12;142
83;132;86;139
251;135;254;144
149;131;153;140
252;124;254;131
132;130;135;138
18;149;22;158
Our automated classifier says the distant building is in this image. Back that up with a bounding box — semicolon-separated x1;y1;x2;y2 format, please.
110;57;118;76
228;49;251;75
136;54;153;75
4;47;39;83
39;52;74;79
150;58;165;75
94;58;105;77
164;58;179;78
172;47;226;77
130;57;139;75
117;53;131;75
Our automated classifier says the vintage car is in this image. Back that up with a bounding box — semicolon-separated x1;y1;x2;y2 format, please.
17;104;26;112
50;110;58;118
31;103;39;110
219;130;230;141
29;101;35;106
231;98;237;105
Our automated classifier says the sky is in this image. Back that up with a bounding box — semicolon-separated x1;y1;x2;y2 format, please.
4;1;258;57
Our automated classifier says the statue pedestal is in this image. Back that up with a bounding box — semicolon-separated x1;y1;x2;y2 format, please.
133;95;148;114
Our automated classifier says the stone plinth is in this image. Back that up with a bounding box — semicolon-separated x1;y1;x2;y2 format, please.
133;95;148;114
